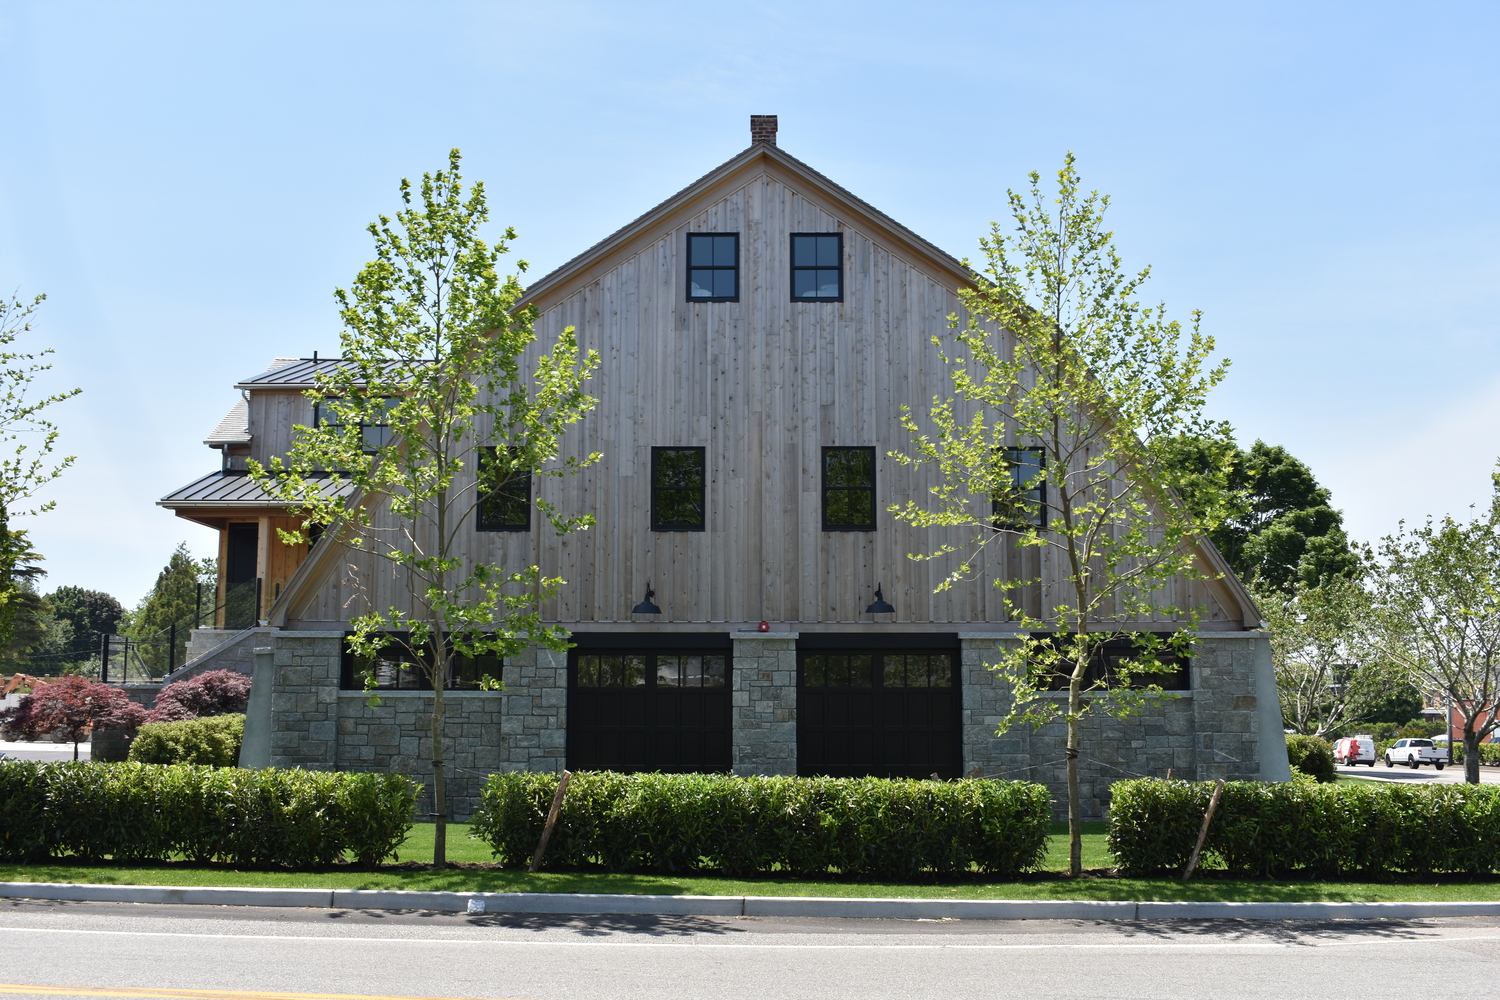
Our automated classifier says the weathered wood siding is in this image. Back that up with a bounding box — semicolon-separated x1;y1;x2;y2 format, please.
284;161;1239;629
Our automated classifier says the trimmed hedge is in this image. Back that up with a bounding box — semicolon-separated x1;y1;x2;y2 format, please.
0;761;417;866
1451;742;1500;766
471;771;1051;878
1108;778;1500;876
128;714;245;767
1284;734;1336;782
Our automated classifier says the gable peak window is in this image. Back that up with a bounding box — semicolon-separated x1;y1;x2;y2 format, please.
822;446;875;531
652;446;706;531
476;446;530;531
791;233;843;301
686;233;739;302
993;446;1046;530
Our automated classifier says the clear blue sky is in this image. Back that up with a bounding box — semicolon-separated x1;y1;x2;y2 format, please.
2;1;1496;606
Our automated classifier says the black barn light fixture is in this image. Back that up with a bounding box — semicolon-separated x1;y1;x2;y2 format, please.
632;583;662;615
866;583;894;615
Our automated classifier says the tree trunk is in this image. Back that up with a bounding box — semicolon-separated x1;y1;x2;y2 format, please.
1465;727;1481;784
1067;674;1082;877
432;680;447;866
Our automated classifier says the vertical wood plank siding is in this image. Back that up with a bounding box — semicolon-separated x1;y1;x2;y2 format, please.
289;166;1237;629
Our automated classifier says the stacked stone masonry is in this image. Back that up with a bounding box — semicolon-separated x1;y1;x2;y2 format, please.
259;630;1279;822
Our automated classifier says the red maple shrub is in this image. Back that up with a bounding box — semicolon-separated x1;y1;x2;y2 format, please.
150;669;251;723
0;676;149;759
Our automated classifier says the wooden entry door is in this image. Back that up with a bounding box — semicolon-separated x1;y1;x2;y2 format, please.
567;648;732;772
797;648;962;778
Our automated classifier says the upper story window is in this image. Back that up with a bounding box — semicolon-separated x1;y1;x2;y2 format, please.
993;447;1046;530
791;233;843;301
652;447;706;530
687;233;739;301
822;446;875;531
314;398;397;453
476;446;530;531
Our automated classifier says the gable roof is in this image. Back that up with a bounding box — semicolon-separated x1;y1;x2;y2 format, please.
518;141;974;311
204;398;250;446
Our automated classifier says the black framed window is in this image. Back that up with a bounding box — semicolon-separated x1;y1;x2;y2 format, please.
686;233;739;301
314;397;398;453
652;447;706;530
791;233;843;301
476;446;530;531
822;446;875;530
993;446;1046;530
1036;633;1190;691
340;633;501;691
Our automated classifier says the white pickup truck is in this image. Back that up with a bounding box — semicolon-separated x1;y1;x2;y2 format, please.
1384;738;1449;770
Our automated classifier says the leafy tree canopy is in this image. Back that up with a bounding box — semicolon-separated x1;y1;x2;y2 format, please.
1160;429;1358;592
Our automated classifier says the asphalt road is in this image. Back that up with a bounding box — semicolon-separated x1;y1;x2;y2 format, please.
3;899;1500;1000
1335;761;1500;784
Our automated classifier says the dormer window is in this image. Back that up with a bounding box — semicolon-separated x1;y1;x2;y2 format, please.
686;234;739;301
314;398;397;453
791;233;843;301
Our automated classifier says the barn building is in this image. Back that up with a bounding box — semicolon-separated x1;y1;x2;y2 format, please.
160;116;1289;819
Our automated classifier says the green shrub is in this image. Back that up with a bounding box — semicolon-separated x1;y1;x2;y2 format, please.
1450;742;1500;765
1285;734;1336;782
127;714;245;767
1107;778;1500;876
0;761;417;866
471;771;1051;878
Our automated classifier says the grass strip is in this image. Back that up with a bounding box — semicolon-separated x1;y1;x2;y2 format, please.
4;822;1500;903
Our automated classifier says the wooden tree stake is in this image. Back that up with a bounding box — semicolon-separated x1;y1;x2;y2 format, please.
529;770;572;873
1180;779;1224;882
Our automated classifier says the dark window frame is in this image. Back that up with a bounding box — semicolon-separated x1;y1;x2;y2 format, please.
339;632;503;691
822;446;876;531
475;446;531;532
685;233;740;303
1033;632;1191;692
313;397;397;454
790;232;844;303
993;446;1047;530
651;446;707;532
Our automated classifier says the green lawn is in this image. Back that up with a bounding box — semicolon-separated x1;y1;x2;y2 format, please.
5;821;1500;902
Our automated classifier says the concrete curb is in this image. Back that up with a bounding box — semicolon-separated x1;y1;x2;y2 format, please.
5;882;1500;920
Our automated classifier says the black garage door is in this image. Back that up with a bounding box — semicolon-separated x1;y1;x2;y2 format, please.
797;642;962;779
567;638;732;772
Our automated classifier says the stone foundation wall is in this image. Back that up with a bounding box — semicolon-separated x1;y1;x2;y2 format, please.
959;632;1273;820
262;632;566;821
730;632;798;776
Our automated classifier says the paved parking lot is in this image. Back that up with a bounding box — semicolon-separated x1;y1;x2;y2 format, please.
0;740;90;762
1336;761;1500;784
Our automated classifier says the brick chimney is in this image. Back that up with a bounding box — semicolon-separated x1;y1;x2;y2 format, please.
750;115;778;146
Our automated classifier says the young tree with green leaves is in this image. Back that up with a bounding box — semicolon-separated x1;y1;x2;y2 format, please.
0;292;80;651
252;150;599;865
1369;473;1500;784
893;154;1233;875
1257;576;1385;738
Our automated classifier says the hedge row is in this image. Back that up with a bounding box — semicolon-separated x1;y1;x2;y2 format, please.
128;714;245;767
1450;742;1500;766
1108;778;1500;876
1284;735;1335;782
471;771;1050;878
0;761;417;866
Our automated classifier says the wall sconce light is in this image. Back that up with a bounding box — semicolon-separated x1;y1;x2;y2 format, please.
866;583;895;614
632;583;662;615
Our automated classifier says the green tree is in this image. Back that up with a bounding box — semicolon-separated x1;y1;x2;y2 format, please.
1159;432;1357;592
893;154;1232;875
1255;577;1401;738
252;149;600;866
124;544;215;676
1369;473;1500;784
0;292;80;651
44;586;124;666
